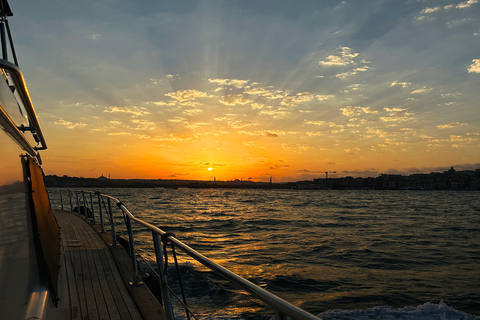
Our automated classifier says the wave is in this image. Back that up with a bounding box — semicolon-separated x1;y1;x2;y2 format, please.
318;302;479;320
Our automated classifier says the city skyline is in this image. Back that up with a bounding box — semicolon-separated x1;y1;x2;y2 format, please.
11;0;480;182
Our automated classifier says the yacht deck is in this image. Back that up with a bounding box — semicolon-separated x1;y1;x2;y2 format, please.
54;209;165;320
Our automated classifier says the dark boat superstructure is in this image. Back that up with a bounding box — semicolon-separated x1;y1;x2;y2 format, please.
0;1;60;319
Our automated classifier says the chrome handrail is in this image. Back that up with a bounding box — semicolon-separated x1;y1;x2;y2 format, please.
58;189;321;320
0;59;47;150
0;101;37;157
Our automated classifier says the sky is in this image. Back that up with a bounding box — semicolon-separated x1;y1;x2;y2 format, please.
9;0;480;182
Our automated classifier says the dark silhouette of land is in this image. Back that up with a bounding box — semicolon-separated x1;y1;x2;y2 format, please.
45;167;480;190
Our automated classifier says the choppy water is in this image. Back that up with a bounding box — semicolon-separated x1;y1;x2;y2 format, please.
50;188;480;319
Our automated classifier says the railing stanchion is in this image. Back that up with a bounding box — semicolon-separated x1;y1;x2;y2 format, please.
107;198;116;247
89;193;95;224
75;191;79;214
59;190;63;211
122;210;143;286
153;232;174;320
68;190;73;212
82;190;87;219
96;192;104;232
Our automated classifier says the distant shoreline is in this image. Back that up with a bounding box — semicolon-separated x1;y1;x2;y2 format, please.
45;167;480;190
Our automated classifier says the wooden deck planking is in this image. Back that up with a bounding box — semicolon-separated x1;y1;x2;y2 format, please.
55;210;144;320
73;214;133;320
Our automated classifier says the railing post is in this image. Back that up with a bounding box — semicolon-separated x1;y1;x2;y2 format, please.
82;190;87;220
274;310;289;320
59;190;63;211
153;232;174;320
75;191;79;214
122;210;143;286
96;192;104;232
89;193;95;224
107;198;116;247
69;190;73;212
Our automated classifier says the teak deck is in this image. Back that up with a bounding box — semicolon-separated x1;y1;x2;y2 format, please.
54;210;166;320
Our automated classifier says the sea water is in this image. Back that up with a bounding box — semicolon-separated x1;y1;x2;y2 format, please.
49;188;480;319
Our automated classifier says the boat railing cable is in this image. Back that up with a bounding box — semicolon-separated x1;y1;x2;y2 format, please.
55;189;322;320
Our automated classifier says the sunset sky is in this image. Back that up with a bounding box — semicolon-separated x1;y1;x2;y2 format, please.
11;0;480;181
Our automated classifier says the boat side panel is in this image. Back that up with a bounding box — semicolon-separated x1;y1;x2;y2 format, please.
26;155;61;300
0;129;33;319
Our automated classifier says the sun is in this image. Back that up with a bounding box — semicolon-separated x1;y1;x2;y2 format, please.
207;167;213;171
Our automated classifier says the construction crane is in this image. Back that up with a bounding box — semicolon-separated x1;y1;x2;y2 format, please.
325;171;336;179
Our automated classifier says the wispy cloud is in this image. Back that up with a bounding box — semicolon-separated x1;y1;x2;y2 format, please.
208;78;249;88
54;120;87;129
390;80;411;88
319;47;360;66
341;106;378;117
437;122;467;128
104;106;150;116
280;92;315;107
411;86;433;94
467;59;480;73
416;0;478;21
380;108;415;122
219;94;252;106
166;89;210;102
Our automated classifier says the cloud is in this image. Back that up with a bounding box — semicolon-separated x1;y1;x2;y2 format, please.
182;108;203;115
227;120;252;129
316;94;335;101
219;94;252;106
341;106;378;117
152;134;196;142
379;108;415;122
441;92;461;98
319;47;359;66
280;92;315;107
54;120;87;129
467;59;480;73
420;6;442;14
168;117;186;123
251;103;265;109
416;1;478;21
131;119;157;130
437;122;467;128
367;127;393;137
342;83;364;93
456;0;478;9
166;89;209;102
208;78;249;88
305;120;336;126
390;80;411;88
319;47;370;79
336;66;370;79
108;132;132;136
259;109;291;118
411;86;433;94
238;129;288;137
104;106;150;116
88;34;101;40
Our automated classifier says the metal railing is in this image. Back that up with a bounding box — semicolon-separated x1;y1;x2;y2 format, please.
56;189;321;320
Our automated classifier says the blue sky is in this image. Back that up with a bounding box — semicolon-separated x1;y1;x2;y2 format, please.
10;0;480;181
